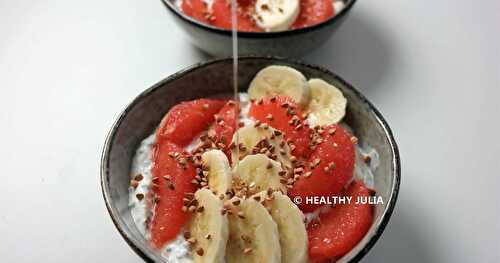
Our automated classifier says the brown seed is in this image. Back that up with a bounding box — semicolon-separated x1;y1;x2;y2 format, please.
205;234;211;240
328;162;336;170
238;122;245;127
328;127;337;135
202;104;209;110
265;114;274;121
304;171;312;178
168;183;176;190
363;154;372;164
270;96;277;102
253;195;261;202
243;247;253;254
134;174;144;181
254;120;261;127
267;162;273;169
197;206;205;213
183;231;191;239
163;175;171;181
135;193;144;201
232;199;241;206
351;136;358;144
257;99;264;105
278;171;287;177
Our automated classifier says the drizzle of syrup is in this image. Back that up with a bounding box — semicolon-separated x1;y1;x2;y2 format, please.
231;0;240;162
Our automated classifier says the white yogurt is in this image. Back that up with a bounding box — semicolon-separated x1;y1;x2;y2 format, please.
129;133;155;237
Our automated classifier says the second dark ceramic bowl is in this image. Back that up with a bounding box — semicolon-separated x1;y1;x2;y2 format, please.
161;0;357;57
101;57;400;262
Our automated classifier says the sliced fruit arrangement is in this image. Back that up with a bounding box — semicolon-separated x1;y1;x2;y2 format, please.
213;100;239;149
248;95;312;158
226;196;282;263
149;141;197;248
254;0;300;32
211;0;263;32
201;150;233;195
253;191;308;263
291;0;335;29
230;125;293;172
181;0;210;24
307;181;374;261
306;78;347;126
156;99;225;146
289;124;356;212
188;188;229;263
133;65;374;262
248;65;310;106
233;154;287;195
180;0;343;32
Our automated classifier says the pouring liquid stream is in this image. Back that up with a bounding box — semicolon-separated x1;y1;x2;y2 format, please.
231;0;240;162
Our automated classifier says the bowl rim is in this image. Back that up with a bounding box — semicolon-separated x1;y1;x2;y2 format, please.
160;0;358;38
101;56;401;263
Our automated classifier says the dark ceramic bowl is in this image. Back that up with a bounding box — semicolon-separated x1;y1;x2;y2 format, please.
161;0;357;57
101;57;400;263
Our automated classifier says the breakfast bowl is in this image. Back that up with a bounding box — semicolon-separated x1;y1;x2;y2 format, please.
101;56;400;263
161;0;357;57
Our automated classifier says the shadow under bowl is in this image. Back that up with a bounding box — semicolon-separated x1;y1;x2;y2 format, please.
161;0;357;57
101;56;401;263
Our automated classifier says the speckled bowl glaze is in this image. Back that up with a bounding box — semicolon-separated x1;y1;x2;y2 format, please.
101;57;400;263
161;0;357;57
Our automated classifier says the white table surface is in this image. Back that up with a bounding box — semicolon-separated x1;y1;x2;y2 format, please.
1;0;499;262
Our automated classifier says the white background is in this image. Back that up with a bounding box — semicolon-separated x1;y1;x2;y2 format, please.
1;0;499;262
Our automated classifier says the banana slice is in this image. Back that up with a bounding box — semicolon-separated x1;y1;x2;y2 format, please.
254;191;308;263
231;125;292;172
254;0;300;32
189;189;229;263
248;66;310;107
233;154;287;195
226;197;282;263
201;150;232;195
306;78;347;126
